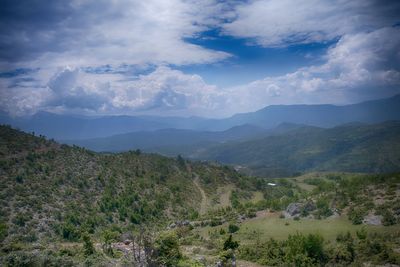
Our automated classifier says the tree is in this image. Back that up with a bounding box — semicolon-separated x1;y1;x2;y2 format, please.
223;234;239;251
82;233;95;256
155;232;181;267
228;224;240;234
382;210;396;226
102;229;118;256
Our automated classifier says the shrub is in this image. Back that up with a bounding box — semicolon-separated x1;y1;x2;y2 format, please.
223;235;239;251
228;224;240;234
0;222;8;241
82;233;95;256
155;232;182;267
348;208;365;225
381;210;396;226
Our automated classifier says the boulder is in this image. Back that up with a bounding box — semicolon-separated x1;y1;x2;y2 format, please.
286;203;302;217
363;214;383;225
120;232;134;242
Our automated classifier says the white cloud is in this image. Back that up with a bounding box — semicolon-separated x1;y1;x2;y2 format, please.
1;0;399;117
0;0;231;70
223;0;400;47
0;66;227;116
2;27;399;117
224;27;400;113
111;66;226;116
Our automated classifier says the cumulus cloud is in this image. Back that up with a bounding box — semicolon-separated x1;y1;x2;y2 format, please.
225;27;400;113
223;0;400;47
0;0;399;117
0;0;231;69
0;66;227;116
1;26;400;117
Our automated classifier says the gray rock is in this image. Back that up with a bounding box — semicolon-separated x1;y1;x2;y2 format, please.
363;214;383;225
286;203;302;216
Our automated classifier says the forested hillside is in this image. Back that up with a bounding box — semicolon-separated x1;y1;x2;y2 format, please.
1;125;399;266
194;121;400;177
0;125;261;265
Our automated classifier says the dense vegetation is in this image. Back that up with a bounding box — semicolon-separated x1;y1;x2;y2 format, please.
194;121;400;177
0;125;261;265
65;121;400;178
0;125;399;266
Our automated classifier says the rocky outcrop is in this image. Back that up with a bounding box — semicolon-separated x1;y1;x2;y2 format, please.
286;203;302;217
363;214;383;225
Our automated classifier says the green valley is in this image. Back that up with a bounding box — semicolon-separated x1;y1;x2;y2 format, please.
0;125;399;266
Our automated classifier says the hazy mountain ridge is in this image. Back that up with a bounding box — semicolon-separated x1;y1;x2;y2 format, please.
62;124;270;153
1;94;399;140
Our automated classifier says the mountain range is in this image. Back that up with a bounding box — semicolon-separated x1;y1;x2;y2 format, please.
1;94;400;140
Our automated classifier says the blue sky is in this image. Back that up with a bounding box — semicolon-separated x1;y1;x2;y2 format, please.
0;0;399;117
179;29;333;87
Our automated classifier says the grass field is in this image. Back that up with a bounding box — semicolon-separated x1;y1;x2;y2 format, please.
196;212;400;243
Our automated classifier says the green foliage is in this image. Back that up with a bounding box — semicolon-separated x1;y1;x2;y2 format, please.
195;122;400;177
239;233;326;266
1;125;399;266
380;209;397;226
2;251;75;266
285;233;325;266
82;233;95;256
155;232;182;267
348;207;366;225
101;229;118;256
0;223;8;241
60;222;81;241
228;224;240;234
315;197;333;218
223;234;239;251
239;231;400;266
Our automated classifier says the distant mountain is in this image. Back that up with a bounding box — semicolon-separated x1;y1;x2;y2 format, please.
192;121;400;177
0;112;212;140
1;94;399;139
63;124;269;154
216;94;400;129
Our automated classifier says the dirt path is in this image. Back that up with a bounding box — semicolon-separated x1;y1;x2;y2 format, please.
193;174;208;215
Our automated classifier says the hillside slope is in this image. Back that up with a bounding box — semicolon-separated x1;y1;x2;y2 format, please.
0;125;258;246
193;121;400;177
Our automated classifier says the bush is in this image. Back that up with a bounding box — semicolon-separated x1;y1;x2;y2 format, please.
223;235;239;251
155;232;182;267
381;210;396;226
61;222;81;241
228;224;240;233
348;208;365;225
0;222;8;241
101;229;118;256
82;233;95;256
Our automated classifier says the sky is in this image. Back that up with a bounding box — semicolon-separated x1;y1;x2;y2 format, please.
0;0;399;118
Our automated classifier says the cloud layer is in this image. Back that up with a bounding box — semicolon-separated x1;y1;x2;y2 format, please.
0;0;399;117
223;0;400;47
0;0;230;68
